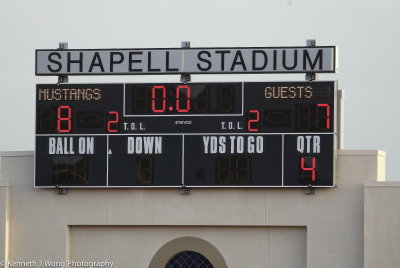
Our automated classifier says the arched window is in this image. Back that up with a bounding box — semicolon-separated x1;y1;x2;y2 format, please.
165;250;214;268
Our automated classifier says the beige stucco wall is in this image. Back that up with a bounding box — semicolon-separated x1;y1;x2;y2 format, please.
69;226;306;268
0;150;395;268
364;181;400;268
0;181;10;266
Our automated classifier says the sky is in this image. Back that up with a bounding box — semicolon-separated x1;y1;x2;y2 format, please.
0;0;399;181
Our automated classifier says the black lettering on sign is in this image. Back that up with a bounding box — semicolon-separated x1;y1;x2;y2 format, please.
303;49;323;70
215;50;230;71
147;52;161;72
273;50;277;70
110;52;124;72
129;52;143;72
197;51;212;71
88;52;105;72
129;51;143;72
252;50;268;70
166;51;179;71
230;50;247;71
282;50;297;70
47;52;62;72
67;52;83;72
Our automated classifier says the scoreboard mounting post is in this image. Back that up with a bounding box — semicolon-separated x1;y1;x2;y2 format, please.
180;41;191;84
305;39;318;82
57;42;69;85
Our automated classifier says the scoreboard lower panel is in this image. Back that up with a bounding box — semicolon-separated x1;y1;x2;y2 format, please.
35;81;337;188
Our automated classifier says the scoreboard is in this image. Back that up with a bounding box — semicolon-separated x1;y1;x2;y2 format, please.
35;81;337;188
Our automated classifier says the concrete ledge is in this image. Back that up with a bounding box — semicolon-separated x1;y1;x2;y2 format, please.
0;151;34;157
0;182;10;187
337;149;386;182
0;150;385;157
338;150;386;156
364;181;400;187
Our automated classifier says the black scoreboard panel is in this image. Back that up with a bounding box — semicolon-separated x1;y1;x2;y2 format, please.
35;81;337;188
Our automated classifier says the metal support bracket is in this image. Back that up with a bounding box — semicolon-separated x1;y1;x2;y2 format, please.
56;185;68;195
305;39;318;82
304;184;315;195
180;41;191;84
180;74;191;84
57;42;69;85
180;185;191;195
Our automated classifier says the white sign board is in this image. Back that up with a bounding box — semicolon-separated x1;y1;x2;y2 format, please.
35;46;337;75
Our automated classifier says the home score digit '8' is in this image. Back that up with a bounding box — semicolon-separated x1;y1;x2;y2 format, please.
35;81;337;188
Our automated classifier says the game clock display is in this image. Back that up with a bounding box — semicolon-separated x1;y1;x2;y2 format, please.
35;81;337;188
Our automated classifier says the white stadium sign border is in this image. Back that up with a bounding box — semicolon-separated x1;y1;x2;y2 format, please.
36;46;337;76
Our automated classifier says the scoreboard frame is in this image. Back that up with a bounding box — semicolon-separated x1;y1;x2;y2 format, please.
34;81;337;188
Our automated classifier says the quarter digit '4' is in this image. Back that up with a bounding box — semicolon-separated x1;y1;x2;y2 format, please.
300;156;316;182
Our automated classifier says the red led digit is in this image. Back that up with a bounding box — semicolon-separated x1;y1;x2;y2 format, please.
300;156;316;182
151;86;166;113
57;106;72;133
107;111;119;133
176;85;191;112
317;104;331;130
247;110;260;132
